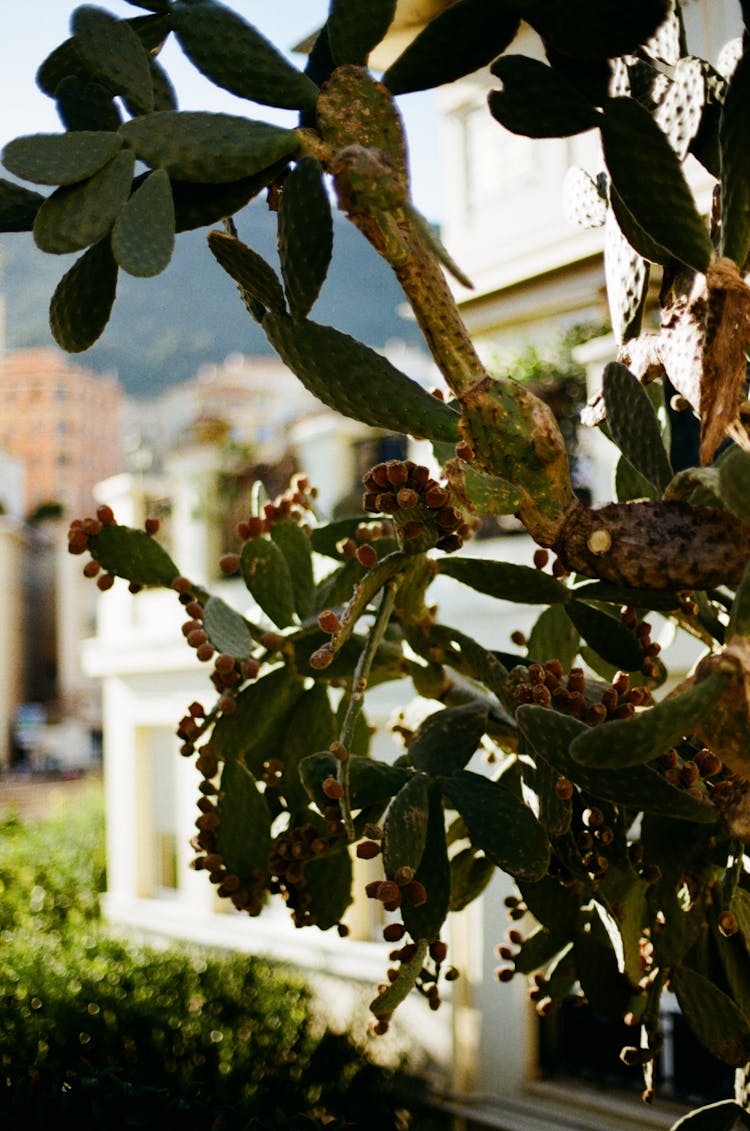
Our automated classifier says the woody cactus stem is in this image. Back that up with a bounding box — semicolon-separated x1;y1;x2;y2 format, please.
329;143;576;546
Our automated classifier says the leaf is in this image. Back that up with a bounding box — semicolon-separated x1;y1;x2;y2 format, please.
383;0;520;96
240;536;297;629
383;773;431;879
86;522;179;585
526;605;580;670
670;1101;747;1131
401;785;452;944
303;848;353;931
49;237;119;352
602;362;673;491
270;519;315;622
570;672;728;768
600;96;713;273
517;705;719;822
215;759;271;887
202;595;256;658
171;0;318;113
604;210;650;343
299;753;410;812
671;966;750;1067
518;0;671;61
439;770;550;882
278;158;333;321
169;165;288;233
565;600;644;672
328;0;397;67
488;55;601;138
615;453;659;502
2;130;124;186
111;167;175;277
438;557;570;604
207;231;286;318
720;52;750;266
33;148;135;254
263;312;461;443
279;687;336;817
408;702;488;777
449;847;495;913
370;939;429;1016
0;178;44;232
119;112;300;183
73;4;154;116
55;75;122;133
210;666;304;775
719;446;750;522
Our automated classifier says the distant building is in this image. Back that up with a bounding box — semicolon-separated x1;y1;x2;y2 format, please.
0;347;125;518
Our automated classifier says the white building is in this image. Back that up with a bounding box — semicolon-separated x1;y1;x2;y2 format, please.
83;2;739;1128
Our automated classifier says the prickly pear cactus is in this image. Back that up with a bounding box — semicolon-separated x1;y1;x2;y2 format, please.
9;1;750;1123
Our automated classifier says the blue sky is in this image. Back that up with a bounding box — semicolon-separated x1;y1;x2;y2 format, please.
0;1;442;220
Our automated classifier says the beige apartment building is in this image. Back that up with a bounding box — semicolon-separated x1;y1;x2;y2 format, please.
0;347;125;519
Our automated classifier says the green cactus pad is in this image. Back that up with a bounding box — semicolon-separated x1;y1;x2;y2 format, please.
3;130;124;186
279;686;336;817
269;520;315;622
310;516;371;560
171;0;319;112
600;96;713;273
571;580;681;613
34;148;135;255
55;76;122;133
86;522;179;585
119;112;300;184
615;452;659;502
438;770;550;882
573;907;633;1017
401;785;451;943
671;966;750;1067
438;557;570;605
111;167;175;277
170;163;288;231
36;37;92;98
327;0;396;66
517;705;719;821
729;561;750;640
719;447;750;524
263;312;461;442
720;53;750;266
383;0;520;96
609;183;672;266
449;847;495;913
210;666;304;775
519;0;671;60
314;558;367;615
570;671;727;768
383;773;430;879
241;535;297;629
526;604;580;671
533;753;572;837
604;209;650;342
215;759;271;888
518;873;582;937
0;178;44;232
202;595;257;658
149;56;178;112
73;5;154;116
278;158;333;321
670;1101;748;1130
299;753;411;813
370;939;429;1016
407;702;488;777
512;923;570;977
565;600;644;672
302;848;353;931
602;363;673;492
489;55;602;138
207;231;287;318
597;863;649;985
49;237;119;352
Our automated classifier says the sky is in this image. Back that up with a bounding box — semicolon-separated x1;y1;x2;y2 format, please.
0;1;443;221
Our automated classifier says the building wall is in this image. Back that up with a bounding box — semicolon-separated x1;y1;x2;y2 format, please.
0;347;126;517
0;519;26;768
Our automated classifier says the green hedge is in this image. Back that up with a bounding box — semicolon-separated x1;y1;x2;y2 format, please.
0;788;445;1130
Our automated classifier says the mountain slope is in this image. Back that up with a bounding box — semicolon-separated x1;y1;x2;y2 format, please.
0;199;422;398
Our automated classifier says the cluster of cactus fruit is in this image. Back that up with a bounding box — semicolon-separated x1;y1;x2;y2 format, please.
11;0;750;1122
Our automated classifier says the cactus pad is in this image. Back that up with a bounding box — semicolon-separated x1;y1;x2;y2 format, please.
49;237;119;352
111;167;175;277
